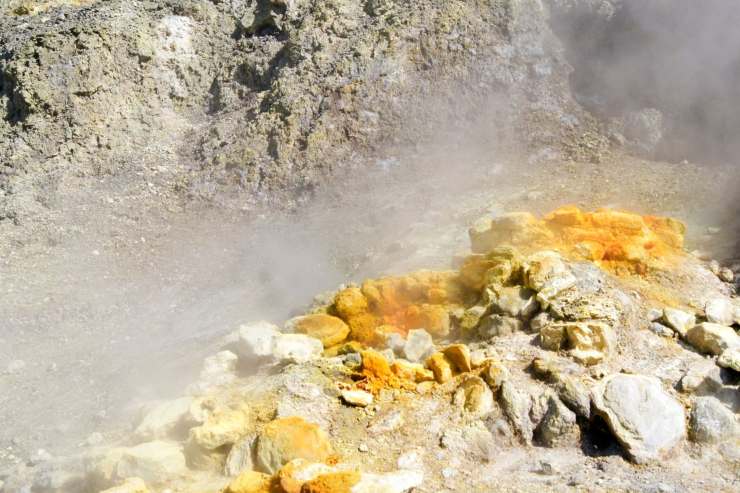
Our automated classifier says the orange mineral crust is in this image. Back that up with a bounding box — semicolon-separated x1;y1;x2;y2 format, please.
331;271;471;346
470;206;687;275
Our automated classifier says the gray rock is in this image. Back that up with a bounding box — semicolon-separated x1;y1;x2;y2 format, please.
386;332;406;355
591;374;686;464
679;361;724;394
554;375;592;419
489;285;539;320
662;308;695;338
479;314;524;339
705;298;735;326
224;434;256;476
689;397;739;444
622;108;664;154
402;329;434;363
499;381;533;444
536;395;579;447
685;323;740;356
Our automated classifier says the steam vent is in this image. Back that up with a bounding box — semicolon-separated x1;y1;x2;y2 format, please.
12;206;736;493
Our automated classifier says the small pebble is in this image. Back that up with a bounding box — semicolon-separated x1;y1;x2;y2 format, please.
358;443;369;452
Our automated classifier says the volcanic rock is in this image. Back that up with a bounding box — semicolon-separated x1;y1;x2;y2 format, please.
592;374;686;463
272;334;324;364
704;298;735;326
685;323;740;356
535;395;579;447
689;397;739;444
285;314;350;348
255;417;334;474
402;329;434;363
662;308;695;337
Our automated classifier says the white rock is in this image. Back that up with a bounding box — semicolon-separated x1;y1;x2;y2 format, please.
135;397;193;441
340;389;374;407
232;321;281;361
685;323;740;356
662;308;695;337
352;469;424;493
705;298;735;326
499;381;533;444
402;329;434;363
592;374;685;464
718;347;740;372
188;351;238;394
272;334;323;364
114;441;187;483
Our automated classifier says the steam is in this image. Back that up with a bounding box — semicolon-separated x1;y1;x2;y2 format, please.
2;0;740;468
549;0;740;164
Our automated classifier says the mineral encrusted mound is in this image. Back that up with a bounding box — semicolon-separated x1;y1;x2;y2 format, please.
3;207;739;492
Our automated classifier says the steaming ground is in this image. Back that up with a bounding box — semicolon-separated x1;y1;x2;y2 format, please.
1;149;738;470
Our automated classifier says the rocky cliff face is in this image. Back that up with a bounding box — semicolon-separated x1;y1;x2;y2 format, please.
0;0;598;251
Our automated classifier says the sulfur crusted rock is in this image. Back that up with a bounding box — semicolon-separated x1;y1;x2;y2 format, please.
285;314;350;348
454;376;494;418
444;344;472;373
189;404;250;451
331;271;466;345
426;352;454;384
301;471;361;493
538;321;615;365
469;206;687;276
255;417;334;474
223;470;274;493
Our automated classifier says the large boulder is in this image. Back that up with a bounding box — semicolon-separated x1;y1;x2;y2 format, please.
591;374;686;464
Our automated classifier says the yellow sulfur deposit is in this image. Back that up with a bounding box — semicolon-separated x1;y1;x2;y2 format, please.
331;271;471;346
470;206;687;275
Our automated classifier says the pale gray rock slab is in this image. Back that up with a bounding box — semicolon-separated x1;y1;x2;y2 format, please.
591;374;686;464
689;397;739;444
